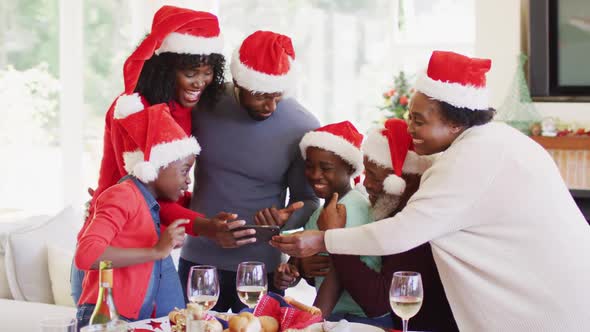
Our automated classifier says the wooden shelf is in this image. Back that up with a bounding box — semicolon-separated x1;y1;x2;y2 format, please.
530;136;590;150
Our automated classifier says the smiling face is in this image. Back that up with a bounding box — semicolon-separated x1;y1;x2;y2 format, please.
174;64;214;108
407;92;464;155
304;147;353;200
362;156;395;206
235;84;283;121
154;155;195;201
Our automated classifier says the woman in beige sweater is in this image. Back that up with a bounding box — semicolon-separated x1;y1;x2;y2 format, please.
272;51;590;331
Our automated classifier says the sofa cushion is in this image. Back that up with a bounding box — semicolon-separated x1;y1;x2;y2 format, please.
47;245;75;307
4;207;80;303
0;214;50;299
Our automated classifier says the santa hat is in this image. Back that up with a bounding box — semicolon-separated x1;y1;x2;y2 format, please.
362;119;432;195
299;121;364;179
123;6;223;95
113;103;201;183
414;51;492;110
230;30;296;94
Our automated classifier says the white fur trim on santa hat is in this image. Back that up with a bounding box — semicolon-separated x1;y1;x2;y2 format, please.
155;32;224;55
230;47;296;94
133;161;158;182
123;136;201;182
362;129;393;170
383;175;406;196
114;93;144;119
414;72;490;110
299;131;364;178
362;128;432;174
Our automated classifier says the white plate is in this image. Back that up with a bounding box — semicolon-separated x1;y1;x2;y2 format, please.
346;322;386;331
318;321;386;332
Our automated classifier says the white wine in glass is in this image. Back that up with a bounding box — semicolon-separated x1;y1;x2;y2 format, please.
390;271;423;332
187;265;219;311
236;261;267;308
237;285;267;308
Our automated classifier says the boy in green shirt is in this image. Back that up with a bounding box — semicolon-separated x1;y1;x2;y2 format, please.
274;121;380;318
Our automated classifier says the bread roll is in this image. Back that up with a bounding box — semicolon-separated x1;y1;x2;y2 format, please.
283;296;322;316
259;315;279;332
228;312;262;332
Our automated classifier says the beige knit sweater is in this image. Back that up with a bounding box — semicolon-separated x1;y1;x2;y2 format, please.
325;122;590;331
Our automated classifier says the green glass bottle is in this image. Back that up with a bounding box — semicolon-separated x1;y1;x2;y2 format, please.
89;260;119;325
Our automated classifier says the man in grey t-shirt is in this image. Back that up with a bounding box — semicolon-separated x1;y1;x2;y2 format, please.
179;31;320;312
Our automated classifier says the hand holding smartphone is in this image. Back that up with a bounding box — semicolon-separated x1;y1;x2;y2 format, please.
232;225;280;243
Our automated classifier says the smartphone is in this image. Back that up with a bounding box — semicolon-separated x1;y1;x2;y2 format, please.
232;225;280;243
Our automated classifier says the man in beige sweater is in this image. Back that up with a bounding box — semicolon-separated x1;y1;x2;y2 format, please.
271;51;590;331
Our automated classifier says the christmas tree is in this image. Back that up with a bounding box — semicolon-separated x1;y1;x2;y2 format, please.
495;54;541;134
380;71;413;120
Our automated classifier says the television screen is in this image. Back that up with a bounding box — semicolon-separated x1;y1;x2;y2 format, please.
530;0;590;99
555;0;590;87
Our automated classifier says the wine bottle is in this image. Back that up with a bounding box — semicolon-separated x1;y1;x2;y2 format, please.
89;260;119;325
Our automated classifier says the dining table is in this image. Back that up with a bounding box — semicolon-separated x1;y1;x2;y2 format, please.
126;315;408;332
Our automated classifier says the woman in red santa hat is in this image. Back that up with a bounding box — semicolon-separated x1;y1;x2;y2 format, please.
272;51;590;331
72;5;250;305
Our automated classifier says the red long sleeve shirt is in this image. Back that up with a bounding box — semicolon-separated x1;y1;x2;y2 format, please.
76;180;161;319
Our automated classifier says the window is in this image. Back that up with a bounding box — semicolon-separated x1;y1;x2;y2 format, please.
1;0;474;214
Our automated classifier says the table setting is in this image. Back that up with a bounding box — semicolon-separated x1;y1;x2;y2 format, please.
124;263;424;332
73;262;424;332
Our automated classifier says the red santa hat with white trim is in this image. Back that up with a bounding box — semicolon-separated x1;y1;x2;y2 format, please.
230;30;296;94
299;121;364;180
113;103;201;183
414;50;492;110
362;119;432;195
116;6;223;116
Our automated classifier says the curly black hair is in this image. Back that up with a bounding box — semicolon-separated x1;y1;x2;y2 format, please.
134;52;226;109
438;101;496;128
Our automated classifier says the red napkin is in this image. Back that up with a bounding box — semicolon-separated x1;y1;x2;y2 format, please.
253;294;323;331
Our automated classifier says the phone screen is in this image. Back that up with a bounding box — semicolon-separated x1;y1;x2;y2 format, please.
233;225;280;243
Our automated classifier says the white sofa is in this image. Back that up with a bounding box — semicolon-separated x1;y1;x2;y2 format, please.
0;208;80;331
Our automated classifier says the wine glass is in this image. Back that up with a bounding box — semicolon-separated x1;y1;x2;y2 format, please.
390;271;423;332
236;261;267;308
187;265;220;311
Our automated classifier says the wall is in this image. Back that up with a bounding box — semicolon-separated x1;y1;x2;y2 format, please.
474;0;590;126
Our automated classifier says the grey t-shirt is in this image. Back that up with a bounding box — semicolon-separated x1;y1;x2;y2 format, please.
181;85;320;271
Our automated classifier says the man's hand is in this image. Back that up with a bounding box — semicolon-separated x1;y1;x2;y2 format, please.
254;201;304;227
270;230;326;257
300;254;331;278
154;219;189;259
274;263;301;290
201;212;256;248
317;193;347;231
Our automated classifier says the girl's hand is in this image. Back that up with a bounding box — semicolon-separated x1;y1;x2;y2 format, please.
154;219;189;259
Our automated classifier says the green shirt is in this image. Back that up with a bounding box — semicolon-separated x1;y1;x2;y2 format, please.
304;189;381;317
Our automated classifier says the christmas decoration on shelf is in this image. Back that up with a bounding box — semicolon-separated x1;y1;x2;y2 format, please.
538;116;590;137
555;127;590;137
495;54;542;135
379;71;414;121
